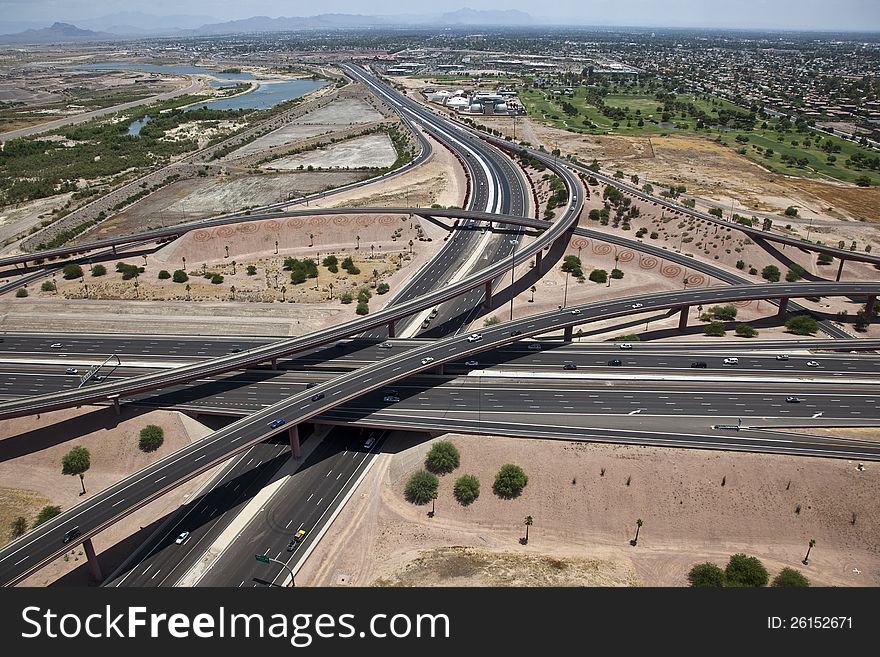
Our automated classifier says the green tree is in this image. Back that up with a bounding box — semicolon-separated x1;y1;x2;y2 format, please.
611;268;624;279
785;315;818;335
355;302;369;315
210;274;224;284
158;270;171;279
246;265;257;276
139;425;165;452
735;323;758;338
15;288;28;298
523;515;533;543
772;567;810;587
10;516;28;539
688;562;726;587
493;464;529;498
784;206;799;217
425;440;460;474
453;474;480;505
785;265;804;282
817;253;833;265
708;305;738;321
704;321;726;336
172;269;188;283
339;291;353;304
761;265;781;282
62;263;83;280
322;255;339;273
484;315;500;327
725;553;769;587
33;505;62;528
290;268;306;285
404;469;438;505
41;280;56;292
588;268;608;284
376;282;390;294
92;264;107;277
61;446;90;495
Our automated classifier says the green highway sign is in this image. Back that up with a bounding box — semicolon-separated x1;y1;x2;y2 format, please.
254;554;270;563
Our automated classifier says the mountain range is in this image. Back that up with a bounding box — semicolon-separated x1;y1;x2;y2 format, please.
0;9;539;42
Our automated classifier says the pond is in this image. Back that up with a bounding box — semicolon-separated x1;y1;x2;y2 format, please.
127;115;151;136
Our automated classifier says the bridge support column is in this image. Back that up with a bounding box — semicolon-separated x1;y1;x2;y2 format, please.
866;295;876;323
836;258;846;282
112;398;120;416
83;538;103;583
678;305;690;331
534;250;543;271
288;424;301;459
777;297;789;317
387;321;396;338
483;281;493;308
271;358;278;370
436;364;444;375
563;325;573;343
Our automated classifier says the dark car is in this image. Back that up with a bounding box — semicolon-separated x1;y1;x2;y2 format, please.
691;361;708;368
311;392;325;402
608;359;622;366
62;527;80;544
563;362;577;370
511;330;522;336
269;418;286;429
305;382;317;389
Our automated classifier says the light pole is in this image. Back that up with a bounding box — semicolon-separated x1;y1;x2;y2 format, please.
563;270;570;308
254;554;295;587
508;239;518;321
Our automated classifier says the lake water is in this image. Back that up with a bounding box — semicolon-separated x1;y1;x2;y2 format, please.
80;62;326;111
127;115;151;136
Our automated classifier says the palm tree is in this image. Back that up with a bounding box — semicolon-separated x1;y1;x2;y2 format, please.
185;284;191;300
309;233;314;247
630;518;643;546
328;282;333;300
225;245;229;258
803;538;816;565
408;239;414;254
529;285;536;302
370;244;375;259
280;285;286;302
182;256;186;269
523;515;533;543
230;285;236;301
231;260;236;275
356;235;361;250
62;446;90;496
274;240;278;255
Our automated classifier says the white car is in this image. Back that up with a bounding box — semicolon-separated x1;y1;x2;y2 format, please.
175;531;190;545
50;343;63;349
528;343;542;350
467;333;483;342
723;357;739;365
65;368;78;375
383;395;400;403
570;309;581;315
379;342;393;349
465;360;479;367
806;360;820;367
631;303;644;309
420;357;434;365
618;343;633;350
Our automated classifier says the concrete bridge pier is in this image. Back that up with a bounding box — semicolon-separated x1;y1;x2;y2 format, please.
678;305;690;331
387;321;396;338
83;538;103;583
483;281;493;308
563;325;573;343
534;249;543;271
288;424;301;459
271;358;278;370
111;397;121;416
836;258;846;282
866;295;876;322
777;297;789;317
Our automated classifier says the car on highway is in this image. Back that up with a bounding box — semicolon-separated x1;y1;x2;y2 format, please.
287;529;307;550
510;330;522;336
175;531;190;545
379;342;393;349
630;303;644;309
608;359;622;366
467;333;482;342
563;362;577;370
421;319;431;329
305;382;317;389
50;343;62;349
65;368;78;375
311;392;325;402
465;360;479;367
420;357;434;365
430;308;439;319
691;361;708;368
776;354;789;361
528;343;542;350
334;340;349;348
93;375;105;381
806;360;820;367
570;309;581;315
383;395;401;403
269;418;286;429
785;396;803;403
723;358;739;365
62;527;80;544
618;343;632;349
363;435;377;449
230;347;241;353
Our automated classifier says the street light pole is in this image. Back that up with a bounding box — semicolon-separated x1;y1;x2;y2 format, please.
254;554;295;587
563;270;570;308
508;239;518;321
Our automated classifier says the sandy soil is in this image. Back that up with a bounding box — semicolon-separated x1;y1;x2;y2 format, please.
266;133;398;170
0;406;222;586
299;432;880;587
0;192;74;251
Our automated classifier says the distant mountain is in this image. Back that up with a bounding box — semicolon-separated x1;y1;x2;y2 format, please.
0;22;116;43
192;13;393;36
77;12;216;32
437;9;534;26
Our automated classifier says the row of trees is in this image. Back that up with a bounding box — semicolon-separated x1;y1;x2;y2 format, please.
688;553;811;587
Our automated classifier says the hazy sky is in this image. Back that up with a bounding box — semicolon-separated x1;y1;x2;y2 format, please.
1;0;878;31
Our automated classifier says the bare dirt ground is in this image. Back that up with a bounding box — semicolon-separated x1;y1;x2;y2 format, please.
0;406;221;585
0;192;74;252
266;133;398;170
300;432;880;587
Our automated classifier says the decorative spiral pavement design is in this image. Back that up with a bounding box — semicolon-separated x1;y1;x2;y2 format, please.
216;225;236;239
191;229;212;243
661;264;682;278
286;218;305;230
638;255;658;270
616;250;635;263
356;216;375;227
593;243;612;256
379;215;397;226
237;222;259;234
572;237;589;250
684;274;706;287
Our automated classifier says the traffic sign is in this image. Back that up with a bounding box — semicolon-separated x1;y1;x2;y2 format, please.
254;554;270;563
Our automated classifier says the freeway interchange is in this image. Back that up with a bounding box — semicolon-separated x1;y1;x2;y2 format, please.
0;63;878;588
